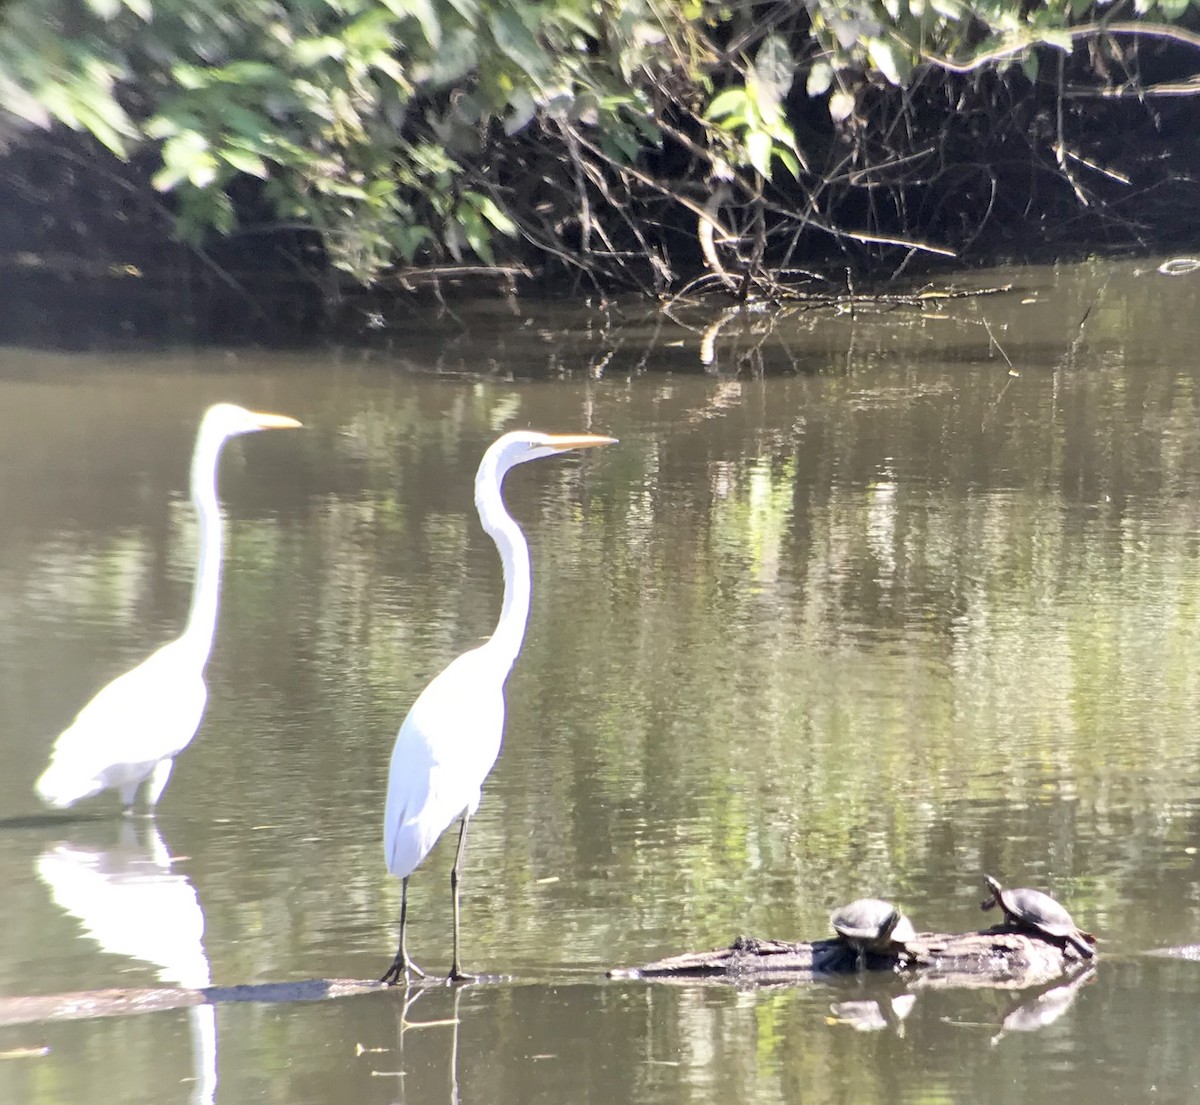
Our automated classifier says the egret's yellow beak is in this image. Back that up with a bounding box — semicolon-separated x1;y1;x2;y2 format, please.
250;412;303;430
544;433;618;450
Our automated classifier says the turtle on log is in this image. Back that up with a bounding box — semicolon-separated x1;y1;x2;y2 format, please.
981;875;1095;960
830;898;916;970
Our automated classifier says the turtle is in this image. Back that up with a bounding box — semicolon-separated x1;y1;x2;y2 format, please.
830;898;916;970
981;875;1095;959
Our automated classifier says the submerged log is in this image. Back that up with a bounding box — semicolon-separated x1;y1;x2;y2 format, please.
0;978;381;1028
610;926;1095;990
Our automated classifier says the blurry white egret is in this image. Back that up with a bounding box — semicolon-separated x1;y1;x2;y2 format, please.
35;403;302;811
381;430;616;984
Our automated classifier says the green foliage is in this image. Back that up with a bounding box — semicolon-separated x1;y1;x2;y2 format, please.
794;0;1167;122
0;0;1197;284
0;0;644;279
705;35;803;180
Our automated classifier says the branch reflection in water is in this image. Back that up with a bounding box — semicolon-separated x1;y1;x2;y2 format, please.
367;985;465;1104
36;821;217;1105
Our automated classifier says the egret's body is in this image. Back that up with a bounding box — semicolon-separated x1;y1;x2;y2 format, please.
35;403;301;811
384;650;504;880
381;430;616;984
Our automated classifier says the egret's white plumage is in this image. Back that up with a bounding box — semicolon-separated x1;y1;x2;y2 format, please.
381;430;616;983
35;403;302;811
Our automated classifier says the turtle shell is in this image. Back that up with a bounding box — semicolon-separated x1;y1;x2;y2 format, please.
831;898;913;946
999;886;1078;937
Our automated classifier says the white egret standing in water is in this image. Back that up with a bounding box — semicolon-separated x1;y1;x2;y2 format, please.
381;430;616;984
35;403;302;811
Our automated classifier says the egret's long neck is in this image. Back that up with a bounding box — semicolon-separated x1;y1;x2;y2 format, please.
179;428;226;668
476;456;531;680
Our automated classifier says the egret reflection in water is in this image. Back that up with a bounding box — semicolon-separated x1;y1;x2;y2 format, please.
37;822;217;1105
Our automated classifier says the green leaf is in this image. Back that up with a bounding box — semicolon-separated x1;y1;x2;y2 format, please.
599;123;642;165
928;0;964;19
1037;28;1074;52
0;76;49;128
444;0;480;26
504;88;537;135
293;37;346;67
152;163;188;193
220;148;269;178
458;205;496;263
774;146;802;179
84;0;121;19
829;89;855;122
158;131;219;190
213;61;282;86
394;224;433;262
746;129;772;178
488;8;547;80
380;0;441;49
806;61;833;98
70;89;135;158
752;34;794;114
867;38;903;85
705;87;749;121
474;194;517;236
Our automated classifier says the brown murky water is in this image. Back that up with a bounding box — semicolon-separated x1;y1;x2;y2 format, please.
3;257;1200;1104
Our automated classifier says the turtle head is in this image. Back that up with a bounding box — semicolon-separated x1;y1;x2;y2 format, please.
981;874;1002;911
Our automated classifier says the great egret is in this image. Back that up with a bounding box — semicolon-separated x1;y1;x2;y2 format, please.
381;430;616;984
34;403;302;811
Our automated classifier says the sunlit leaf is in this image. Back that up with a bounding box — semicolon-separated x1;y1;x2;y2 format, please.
928;0;964;19
83;0;120;19
867;38;903;85
293;36;346;66
705;87;750;121
220;147;269;178
504;88;537;135
0;76;50;128
1037;28;1074;52
752;33;794;113
746;129;772;178
471;193;518;236
806;61;833;97
829;89;855;122
380;0;441;48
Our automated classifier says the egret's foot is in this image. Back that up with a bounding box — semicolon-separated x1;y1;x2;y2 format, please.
380;955;427;986
448;966;477;983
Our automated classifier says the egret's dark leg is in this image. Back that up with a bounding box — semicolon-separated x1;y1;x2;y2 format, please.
381;877;426;985
449;815;476;982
